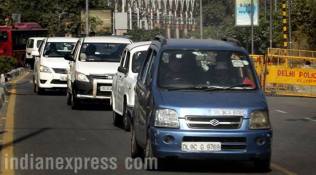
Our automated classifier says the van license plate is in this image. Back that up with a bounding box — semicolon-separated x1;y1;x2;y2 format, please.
100;86;112;91
181;142;221;152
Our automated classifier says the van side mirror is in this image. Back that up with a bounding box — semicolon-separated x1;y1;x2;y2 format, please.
31;50;40;57
64;53;74;61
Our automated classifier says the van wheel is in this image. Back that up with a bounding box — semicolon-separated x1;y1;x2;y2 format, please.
112;111;121;127
144;138;163;170
71;91;80;109
131;125;142;158
122;103;131;131
254;158;271;172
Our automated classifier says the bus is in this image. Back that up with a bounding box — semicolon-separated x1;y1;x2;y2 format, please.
0;22;48;66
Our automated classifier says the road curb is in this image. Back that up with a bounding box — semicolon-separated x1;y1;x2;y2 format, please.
0;67;26;111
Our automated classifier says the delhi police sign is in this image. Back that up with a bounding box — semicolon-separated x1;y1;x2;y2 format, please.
235;0;259;26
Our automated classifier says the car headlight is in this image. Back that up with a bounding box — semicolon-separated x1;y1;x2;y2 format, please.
39;65;51;73
249;111;270;129
155;109;180;128
75;72;89;82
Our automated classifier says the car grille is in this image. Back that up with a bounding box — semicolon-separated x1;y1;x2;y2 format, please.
51;80;67;84
96;83;112;96
52;68;67;74
185;116;242;129
183;137;247;151
89;74;113;80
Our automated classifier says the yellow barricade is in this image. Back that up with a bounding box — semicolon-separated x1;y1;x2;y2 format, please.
250;48;316;97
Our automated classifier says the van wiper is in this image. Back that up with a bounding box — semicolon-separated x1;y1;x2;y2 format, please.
224;84;254;90
164;85;226;91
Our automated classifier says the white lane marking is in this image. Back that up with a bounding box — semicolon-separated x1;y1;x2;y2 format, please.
275;109;287;114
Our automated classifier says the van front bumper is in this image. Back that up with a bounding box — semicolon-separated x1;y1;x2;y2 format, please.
150;127;272;160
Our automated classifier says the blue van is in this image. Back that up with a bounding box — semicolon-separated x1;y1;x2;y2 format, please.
131;36;272;171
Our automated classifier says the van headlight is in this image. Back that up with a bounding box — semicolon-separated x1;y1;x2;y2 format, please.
249;111;270;129
155;109;180;128
39;65;51;73
75;72;89;82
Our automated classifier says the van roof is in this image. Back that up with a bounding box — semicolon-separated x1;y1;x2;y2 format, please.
83;36;132;44
46;37;79;42
154;39;247;53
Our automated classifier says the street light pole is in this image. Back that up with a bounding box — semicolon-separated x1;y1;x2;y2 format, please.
288;0;292;49
85;0;89;36
200;0;203;39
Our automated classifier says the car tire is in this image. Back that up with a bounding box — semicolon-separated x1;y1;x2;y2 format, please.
66;91;71;106
71;91;80;109
36;85;44;95
112;111;121;127
131;124;142;158
122;102;131;131
254;158;271;172
33;76;37;93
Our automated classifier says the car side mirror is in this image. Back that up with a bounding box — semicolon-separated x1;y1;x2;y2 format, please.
118;66;127;74
31;50;40;57
64;53;74;61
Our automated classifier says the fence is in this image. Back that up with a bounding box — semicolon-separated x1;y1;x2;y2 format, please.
250;48;316;97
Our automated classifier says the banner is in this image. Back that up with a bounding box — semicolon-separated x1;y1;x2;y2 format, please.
235;0;259;26
266;66;316;86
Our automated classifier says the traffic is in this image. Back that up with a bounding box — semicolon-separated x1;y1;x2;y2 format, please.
25;34;272;171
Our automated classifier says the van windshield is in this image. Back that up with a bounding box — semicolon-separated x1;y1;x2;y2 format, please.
79;43;128;62
158;50;257;90
43;42;76;58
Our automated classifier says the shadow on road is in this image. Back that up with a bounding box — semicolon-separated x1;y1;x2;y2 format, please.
158;159;270;173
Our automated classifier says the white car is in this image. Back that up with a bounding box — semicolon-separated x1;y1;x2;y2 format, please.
65;36;132;109
25;37;45;68
112;41;151;131
33;37;79;94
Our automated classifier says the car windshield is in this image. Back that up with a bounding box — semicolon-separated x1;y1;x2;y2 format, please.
158;50;257;90
43;42;75;58
132;51;147;73
79;43;128;62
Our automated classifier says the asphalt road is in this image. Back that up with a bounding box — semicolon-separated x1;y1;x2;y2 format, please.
1;73;316;175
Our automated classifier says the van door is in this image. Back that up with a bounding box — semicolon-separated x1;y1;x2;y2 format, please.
135;49;156;146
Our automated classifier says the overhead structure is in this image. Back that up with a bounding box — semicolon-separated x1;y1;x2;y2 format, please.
112;0;197;38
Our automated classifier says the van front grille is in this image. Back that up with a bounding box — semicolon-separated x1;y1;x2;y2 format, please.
185;116;242;129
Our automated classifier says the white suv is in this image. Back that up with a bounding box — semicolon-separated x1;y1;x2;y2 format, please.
65;36;132;109
112;41;151;130
33;37;79;94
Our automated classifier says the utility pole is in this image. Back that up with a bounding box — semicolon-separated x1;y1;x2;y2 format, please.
85;0;89;36
251;0;254;54
288;0;292;49
270;0;273;48
200;0;203;39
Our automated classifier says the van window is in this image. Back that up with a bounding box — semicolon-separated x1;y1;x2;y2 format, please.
158;50;257;90
26;39;34;48
36;40;43;48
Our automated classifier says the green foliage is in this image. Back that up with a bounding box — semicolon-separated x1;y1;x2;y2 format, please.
125;28;165;42
0;56;17;74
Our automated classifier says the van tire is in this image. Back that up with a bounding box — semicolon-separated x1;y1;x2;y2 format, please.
131;124;142;158
254;158;271;172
